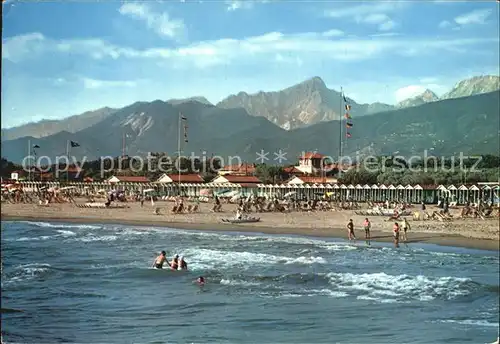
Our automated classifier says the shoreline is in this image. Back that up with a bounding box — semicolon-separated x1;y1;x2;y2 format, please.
3;213;499;252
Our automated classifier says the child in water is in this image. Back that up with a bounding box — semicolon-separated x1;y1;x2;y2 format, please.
195;276;205;286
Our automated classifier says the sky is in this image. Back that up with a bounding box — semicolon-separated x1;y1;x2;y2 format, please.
2;0;499;128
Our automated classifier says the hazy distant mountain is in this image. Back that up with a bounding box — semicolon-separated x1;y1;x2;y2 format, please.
397;89;439;108
2;91;498;163
167;96;213;106
441;75;499;100
217;76;395;130
1;107;116;141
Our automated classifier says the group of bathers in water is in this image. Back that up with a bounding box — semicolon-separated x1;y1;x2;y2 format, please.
154;252;187;270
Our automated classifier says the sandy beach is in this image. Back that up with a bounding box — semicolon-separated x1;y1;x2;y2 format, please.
2;201;499;251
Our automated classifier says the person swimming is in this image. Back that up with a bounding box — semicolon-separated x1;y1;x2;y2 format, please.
179;256;188;270
196;276;205;286
153;251;167;269
170;254;179;270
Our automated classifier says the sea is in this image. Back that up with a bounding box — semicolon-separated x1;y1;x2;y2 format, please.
1;220;499;343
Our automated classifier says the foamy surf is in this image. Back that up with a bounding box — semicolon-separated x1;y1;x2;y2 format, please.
21;221;102;230
326;272;473;302
182;248;327;270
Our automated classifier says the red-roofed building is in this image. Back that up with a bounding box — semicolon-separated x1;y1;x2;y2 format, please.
218;162;256;176
156;173;204;183
107;175;150;183
283;166;305;175
211;175;261;184
293;152;330;175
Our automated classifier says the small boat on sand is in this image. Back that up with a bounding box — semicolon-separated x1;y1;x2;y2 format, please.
221;217;261;224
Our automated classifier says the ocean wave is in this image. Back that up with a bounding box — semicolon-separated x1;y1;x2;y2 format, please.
21;221;102;230
220;279;261;287
70;235;118;243
438;319;499;327
2;263;53;286
260;288;349;299
326;272;474;303
182;248;327;270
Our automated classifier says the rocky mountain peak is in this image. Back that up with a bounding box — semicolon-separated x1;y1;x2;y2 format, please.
397;89;439;108
441;75;500;100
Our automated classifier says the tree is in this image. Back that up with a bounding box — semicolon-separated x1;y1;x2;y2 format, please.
339;168;379;185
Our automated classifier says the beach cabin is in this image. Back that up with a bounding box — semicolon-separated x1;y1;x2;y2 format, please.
396;184;405;201
155;173;204;196
447;185;458;203
412;184;423;203
210;175;261;197
469;185;480;204
370;184;380;202
404;185;414;203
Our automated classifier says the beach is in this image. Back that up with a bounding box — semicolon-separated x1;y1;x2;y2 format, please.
2;201;498;251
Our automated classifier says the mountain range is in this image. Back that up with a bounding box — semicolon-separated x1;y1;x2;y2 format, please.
2;75;498;142
1;84;499;164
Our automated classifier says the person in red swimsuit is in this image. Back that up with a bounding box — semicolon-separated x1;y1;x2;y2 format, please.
393;222;400;247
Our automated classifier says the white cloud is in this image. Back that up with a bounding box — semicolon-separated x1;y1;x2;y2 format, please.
225;1;253;11
325;2;404;32
322;29;344;37
3;31;498;69
395;85;428;102
378;20;396;31
324;1;405;18
82;78;137;89
454;8;492;25
118;3;185;39
275;53;303;66
438;20;452;29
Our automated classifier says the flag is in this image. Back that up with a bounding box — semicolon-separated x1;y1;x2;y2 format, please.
345;104;351;111
70;141;80;147
346;122;353;128
183;124;188;143
343;95;348;103
181;114;187;120
33;144;40;148
344;113;351;119
346;132;352;138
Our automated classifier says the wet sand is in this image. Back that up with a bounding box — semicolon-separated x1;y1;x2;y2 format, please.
2;201;499;251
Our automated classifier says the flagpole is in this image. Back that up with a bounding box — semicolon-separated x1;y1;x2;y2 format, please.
28;139;32;182
339;87;343;160
178;112;181;196
339;87;343;178
66;140;70;183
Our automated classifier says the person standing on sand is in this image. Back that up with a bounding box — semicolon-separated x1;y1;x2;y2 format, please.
347;219;356;242
401;218;410;242
393;222;400;247
363;218;371;240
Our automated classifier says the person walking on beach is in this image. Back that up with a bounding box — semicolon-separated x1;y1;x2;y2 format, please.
393;222;400;247
347;219;356;242
363;218;371;240
401;218;410;242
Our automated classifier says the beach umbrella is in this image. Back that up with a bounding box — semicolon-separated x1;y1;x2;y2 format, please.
284;191;297;198
200;189;212;196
